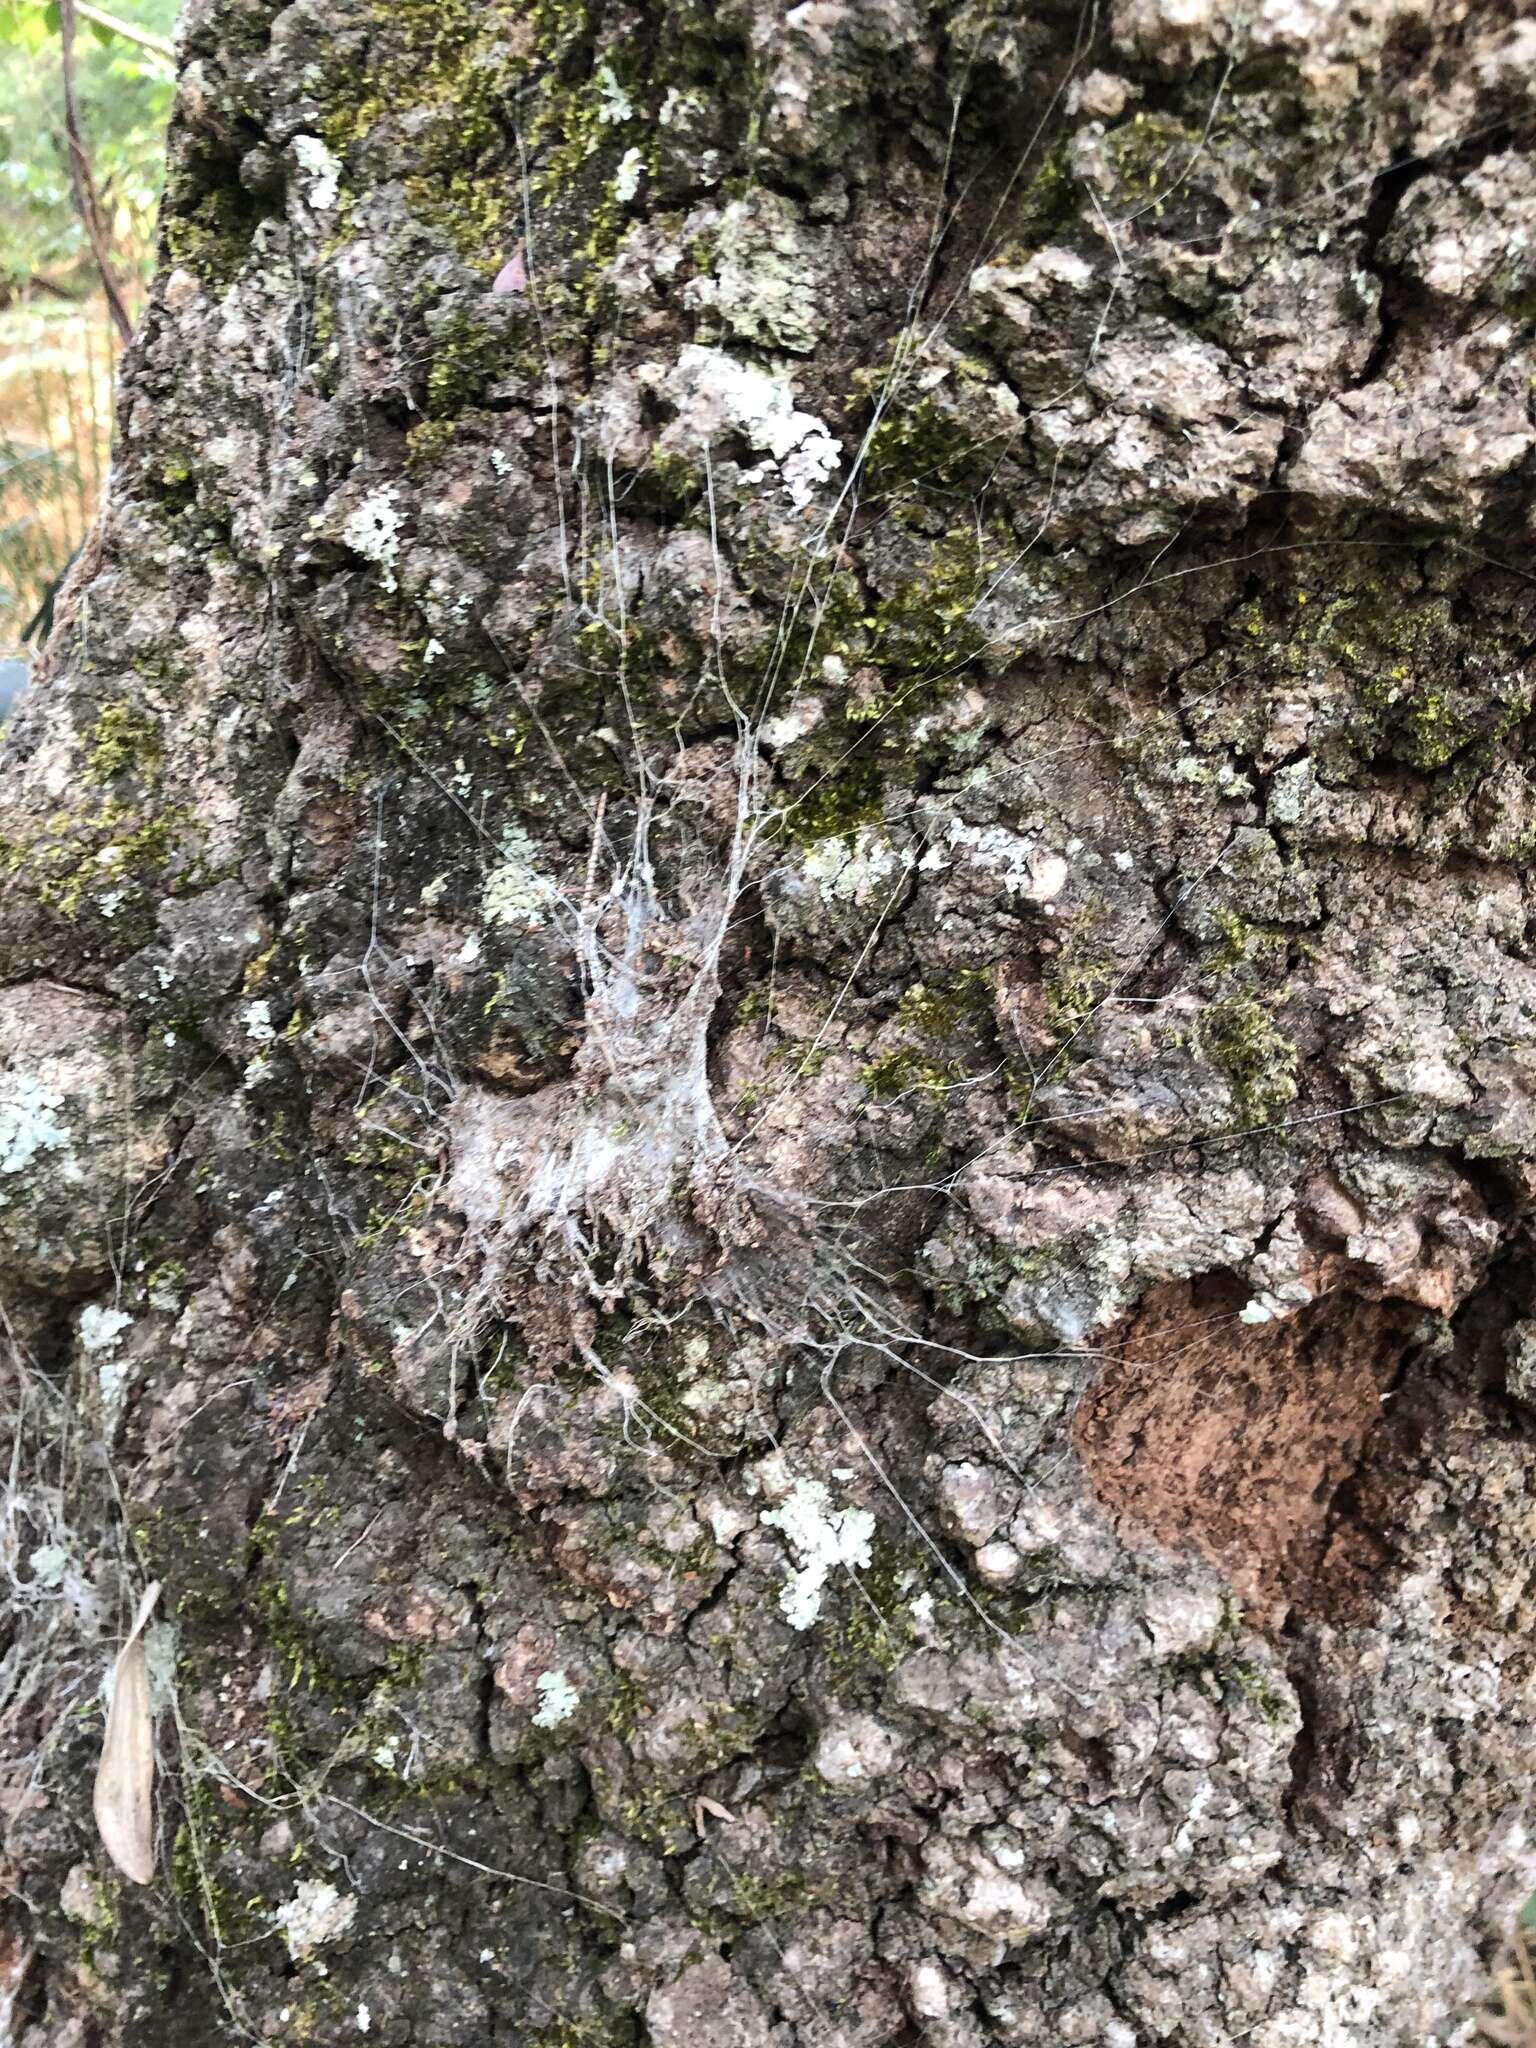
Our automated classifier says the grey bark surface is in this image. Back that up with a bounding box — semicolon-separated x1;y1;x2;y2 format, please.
5;1;1536;2042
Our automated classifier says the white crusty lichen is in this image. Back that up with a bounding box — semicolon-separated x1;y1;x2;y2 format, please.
482;824;556;930
595;62;634;123
758;697;824;752
30;1544;70;1587
762;1476;875;1630
342;487;405;592
919;819;1069;906
80;1302;132;1433
272;1879;357;1959
292;134;342;213
0;1071;74;1193
1239;1283;1311;1325
533;1669;580;1727
241;1000;276;1044
614;147;645;203
79;1304;131;1353
664;345;841;508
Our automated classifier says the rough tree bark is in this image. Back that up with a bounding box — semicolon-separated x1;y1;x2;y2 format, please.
6;1;1536;2042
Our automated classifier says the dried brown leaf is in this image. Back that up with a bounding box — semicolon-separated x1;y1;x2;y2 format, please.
92;1581;161;1886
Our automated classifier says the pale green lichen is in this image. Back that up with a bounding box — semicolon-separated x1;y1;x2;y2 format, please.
801;827;910;906
698;190;820;354
482;825;557;929
81;1302;134;1439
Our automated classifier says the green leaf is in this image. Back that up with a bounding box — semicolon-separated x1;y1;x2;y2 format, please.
0;1;52;54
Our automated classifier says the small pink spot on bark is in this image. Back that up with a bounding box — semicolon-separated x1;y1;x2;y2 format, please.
492;248;528;295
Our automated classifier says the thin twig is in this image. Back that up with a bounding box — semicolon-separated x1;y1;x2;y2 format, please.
58;0;135;346
76;0;175;60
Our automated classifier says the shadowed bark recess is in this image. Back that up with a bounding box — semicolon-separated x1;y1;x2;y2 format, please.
6;2;1536;2042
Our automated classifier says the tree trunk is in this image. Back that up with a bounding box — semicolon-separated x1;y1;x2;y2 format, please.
6;2;1536;2041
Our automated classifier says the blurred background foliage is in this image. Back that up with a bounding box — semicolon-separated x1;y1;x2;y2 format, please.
1;0;175;675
